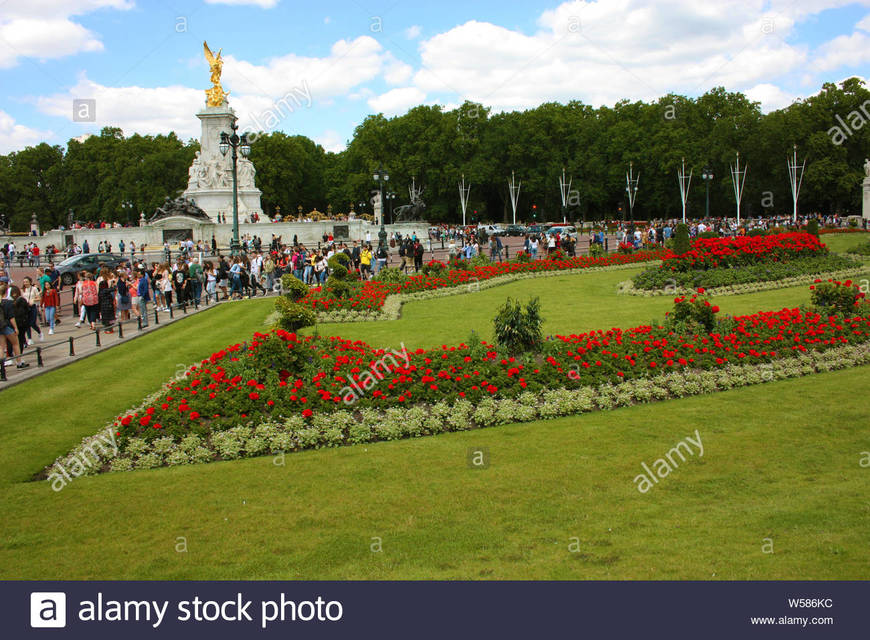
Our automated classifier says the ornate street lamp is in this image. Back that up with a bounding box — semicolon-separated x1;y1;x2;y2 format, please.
219;117;250;255
702;165;714;220
386;192;397;224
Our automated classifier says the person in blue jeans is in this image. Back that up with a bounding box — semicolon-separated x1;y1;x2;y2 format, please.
230;258;243;299
136;268;150;326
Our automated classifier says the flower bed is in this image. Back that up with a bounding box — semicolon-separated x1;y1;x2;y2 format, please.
626;255;864;293
50;284;870;477
299;249;671;315
661;232;826;272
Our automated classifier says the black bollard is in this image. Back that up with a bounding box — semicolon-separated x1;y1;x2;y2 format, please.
154;307;159;324
182;299;187;314
0;358;6;381
118;322;124;339
168;304;174;319
69;336;75;356
605;238;609;252
36;347;44;367
95;329;101;347
138;317;142;331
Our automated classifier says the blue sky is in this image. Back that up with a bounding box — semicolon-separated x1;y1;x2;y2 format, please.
1;0;869;153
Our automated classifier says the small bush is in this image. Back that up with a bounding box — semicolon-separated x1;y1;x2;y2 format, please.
665;289;719;334
811;279;865;315
373;267;407;284
328;252;351;270
514;251;531;263
422;260;447;276
673;223;691;255
325;276;355;299
806;218;819;237
493;297;543;355
274;297;316;332
280;274;309;301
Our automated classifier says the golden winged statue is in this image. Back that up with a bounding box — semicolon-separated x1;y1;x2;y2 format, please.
203;41;229;107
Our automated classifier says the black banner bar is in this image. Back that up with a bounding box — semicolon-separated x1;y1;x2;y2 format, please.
4;580;867;638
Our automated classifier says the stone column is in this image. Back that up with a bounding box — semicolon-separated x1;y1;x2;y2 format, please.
863;177;870;221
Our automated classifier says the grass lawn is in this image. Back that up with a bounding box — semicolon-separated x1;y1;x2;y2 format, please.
1;238;868;580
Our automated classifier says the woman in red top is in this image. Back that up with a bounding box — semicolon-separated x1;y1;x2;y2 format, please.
42;281;60;335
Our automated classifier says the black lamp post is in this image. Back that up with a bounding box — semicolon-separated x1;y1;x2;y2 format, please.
219;118;250;255
702;165;714;220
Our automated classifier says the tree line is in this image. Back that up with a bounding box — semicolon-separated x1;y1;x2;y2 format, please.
1;77;868;231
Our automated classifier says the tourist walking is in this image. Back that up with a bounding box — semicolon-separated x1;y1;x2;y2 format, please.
41;281;60;335
98;280;115;332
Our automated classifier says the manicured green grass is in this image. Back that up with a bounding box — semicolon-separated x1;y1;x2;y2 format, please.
1;253;868;580
311;267;870;350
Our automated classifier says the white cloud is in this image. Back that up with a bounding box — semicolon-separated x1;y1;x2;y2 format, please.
812;31;870;72
203;0;279;8
399;0;870;114
314;129;346;153
368;87;427;115
0;0;132;68
858;13;870;32
744;83;797;112
224;36;386;103
383;53;413;84
0;110;52;153
36;73;205;139
405;25;422;39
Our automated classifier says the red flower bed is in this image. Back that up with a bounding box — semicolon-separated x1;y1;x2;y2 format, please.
113;290;870;443
661;232;826;272
299;249;672;312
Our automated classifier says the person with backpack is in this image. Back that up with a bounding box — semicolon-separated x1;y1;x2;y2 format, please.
116;272;132;321
80;272;100;331
374;243;387;275
0;282;28;368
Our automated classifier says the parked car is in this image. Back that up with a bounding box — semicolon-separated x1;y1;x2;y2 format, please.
527;224;546;235
56;253;127;286
477;224;506;236
504;224;527;236
546;225;578;238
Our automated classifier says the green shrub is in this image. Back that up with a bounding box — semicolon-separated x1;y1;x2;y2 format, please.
514;251;532;262
328;252;351;270
698;231;719;239
665;290;718;334
468;254;491;267
632;254;858;290
811;280;864;315
422;260;447;276
673;223;691;255
373;267;407;284
280;274;309;301
806;218;819;237
493;297;543;355
328;262;349;280
274;297;316;332
589;243;605;257
325;276;355;299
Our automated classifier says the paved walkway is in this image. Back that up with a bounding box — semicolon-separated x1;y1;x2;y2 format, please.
0;291;278;388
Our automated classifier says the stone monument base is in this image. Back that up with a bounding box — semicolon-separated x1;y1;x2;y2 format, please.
863;178;870;220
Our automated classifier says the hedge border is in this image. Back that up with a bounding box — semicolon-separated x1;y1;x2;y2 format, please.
616;266;870;298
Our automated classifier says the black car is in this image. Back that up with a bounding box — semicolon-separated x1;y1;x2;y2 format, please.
504;224;527;236
56;253;128;285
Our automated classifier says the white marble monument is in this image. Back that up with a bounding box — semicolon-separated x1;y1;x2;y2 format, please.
183;103;263;223
863;158;870;221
